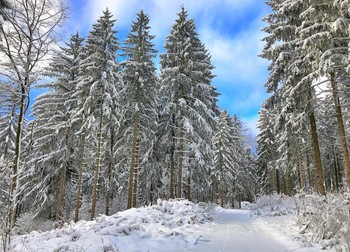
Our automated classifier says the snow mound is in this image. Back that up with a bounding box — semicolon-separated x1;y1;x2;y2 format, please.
250;193;298;217
10;199;213;252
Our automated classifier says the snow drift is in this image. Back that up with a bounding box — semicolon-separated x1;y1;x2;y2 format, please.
10;199;213;252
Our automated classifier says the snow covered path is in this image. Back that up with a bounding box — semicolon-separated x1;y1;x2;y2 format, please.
187;209;323;252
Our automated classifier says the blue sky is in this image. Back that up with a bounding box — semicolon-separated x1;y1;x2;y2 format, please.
62;0;270;135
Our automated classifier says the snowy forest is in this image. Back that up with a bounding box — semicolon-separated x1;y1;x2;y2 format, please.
258;0;350;195
0;0;260;248
2;0;350;251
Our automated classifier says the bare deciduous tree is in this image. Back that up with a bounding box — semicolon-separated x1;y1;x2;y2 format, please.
0;0;66;247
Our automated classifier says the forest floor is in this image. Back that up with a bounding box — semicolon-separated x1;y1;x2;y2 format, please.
9;199;334;252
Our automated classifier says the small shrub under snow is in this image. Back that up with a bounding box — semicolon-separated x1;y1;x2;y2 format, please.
296;193;350;250
10;199;213;252
13;211;54;235
249;193;350;250
250;193;299;216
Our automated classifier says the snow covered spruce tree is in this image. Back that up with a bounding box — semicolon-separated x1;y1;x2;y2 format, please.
260;0;326;195
0;83;18;238
257;102;279;194
72;9;121;220
297;0;350;188
28;32;84;228
212;110;236;206
231;115;257;203
317;96;343;191
160;7;219;201
0;0;66;245
118;10;159;209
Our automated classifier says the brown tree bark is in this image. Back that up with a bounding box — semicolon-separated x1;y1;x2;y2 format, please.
7;87;25;233
269;162;277;193
132;138;140;208
187;165;191;201
177;110;184;198
330;73;350;188
74;134;85;222
309;111;326;195
127;112;139;209
55;165;66;228
169;119;175;198
297;147;306;192
105;129;114;215
91;115;103;220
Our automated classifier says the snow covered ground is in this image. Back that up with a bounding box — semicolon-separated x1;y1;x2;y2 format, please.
9;199;335;252
189;209;327;252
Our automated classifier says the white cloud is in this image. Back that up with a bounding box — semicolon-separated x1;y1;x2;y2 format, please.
200;12;269;87
230;89;269;115
242;114;259;136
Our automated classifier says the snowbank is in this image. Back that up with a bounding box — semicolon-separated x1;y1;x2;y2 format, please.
250;193;298;216
10;199;213;252
249;193;350;251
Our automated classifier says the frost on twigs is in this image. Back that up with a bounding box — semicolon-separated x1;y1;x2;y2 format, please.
296;193;350;251
250;193;299;217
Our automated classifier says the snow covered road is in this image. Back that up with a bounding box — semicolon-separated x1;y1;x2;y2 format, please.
187;209;323;252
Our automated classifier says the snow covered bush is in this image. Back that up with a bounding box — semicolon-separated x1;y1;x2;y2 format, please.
13;211;54;235
251;193;299;216
296;193;350;250
10;199;213;252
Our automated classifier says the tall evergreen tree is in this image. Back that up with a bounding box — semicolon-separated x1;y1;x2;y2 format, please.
29;32;84;227
160;7;218;200
212;110;236;206
72;9;121;220
298;0;350;188
119;10;159;209
261;0;326;195
257;103;278;193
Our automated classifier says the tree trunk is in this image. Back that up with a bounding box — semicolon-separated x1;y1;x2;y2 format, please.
74;134;85;222
55;165;66;228
105;129;114;216
187;165;191;201
269;162;277;193
177;110;184;198
284;169;290;195
127;112;139;209
333;149;340;191
220;186;224;207
150;183;154;205
330;73;350;189
306;148;312;193
169;118;175;198
91;115;103;220
105;161;112;215
55;131;72;228
297;147;306;192
309;111;326;195
6;86;26;247
132;138;140;208
214;179;219;204
276;168;280;194
238;194;241;209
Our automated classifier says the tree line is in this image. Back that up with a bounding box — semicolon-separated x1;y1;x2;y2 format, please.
0;0;257;246
258;0;350;196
